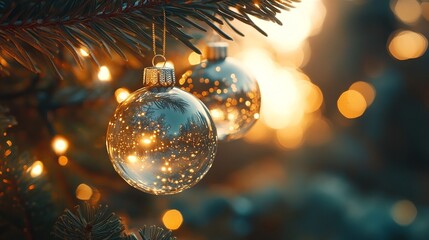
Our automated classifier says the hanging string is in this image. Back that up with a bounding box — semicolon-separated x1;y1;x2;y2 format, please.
152;9;166;57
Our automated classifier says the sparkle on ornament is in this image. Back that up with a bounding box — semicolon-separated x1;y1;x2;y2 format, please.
141;137;152;145
127;155;138;164
210;108;226;121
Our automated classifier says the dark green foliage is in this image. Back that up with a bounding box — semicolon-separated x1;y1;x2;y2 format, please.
139;225;176;240
0;107;57;239
0;106;16;132
52;203;134;240
52;203;176;240
0;0;298;75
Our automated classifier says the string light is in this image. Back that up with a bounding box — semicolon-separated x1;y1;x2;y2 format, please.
75;183;93;200
349;81;376;106
390;0;421;24
114;88;130;103
51;135;69;155
28;161;44;178
58;155;69;166
388;30;428;60
162;209;183;230
391;200;417;226
188;52;201;65
98;66;111;81
276;126;304;149
337;90;367;119
422;2;429;21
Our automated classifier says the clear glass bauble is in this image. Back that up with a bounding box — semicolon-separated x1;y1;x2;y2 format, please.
179;57;261;141
106;85;217;195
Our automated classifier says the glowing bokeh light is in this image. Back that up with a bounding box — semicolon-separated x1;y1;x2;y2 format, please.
337;90;367;119
276;126;304;149
349;81;376;106
162;209;184;230
98;66;111;81
52;135;69;155
422;2;429;21
388;30;428;60
188;52;201;65
29;161;44;178
115;88;130;103
127;155;138;164
240;49;324;130
58;155;69;166
299;80;323;113
244;121;273;144
260;68;304;129
76;183;93;200
391;0;421;24
234;0;327;148
210;108;226;122
305;117;332;145
391;200;417;226
252;0;326;52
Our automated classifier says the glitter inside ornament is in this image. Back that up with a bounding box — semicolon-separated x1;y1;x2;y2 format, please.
106;66;217;195
179;42;261;141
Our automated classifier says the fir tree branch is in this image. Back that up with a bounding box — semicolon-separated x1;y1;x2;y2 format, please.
0;109;57;239
52;203;132;240
139;226;176;240
52;203;176;240
0;106;16;131
0;0;299;75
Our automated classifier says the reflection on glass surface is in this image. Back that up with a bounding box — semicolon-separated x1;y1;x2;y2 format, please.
106;86;217;195
179;58;261;141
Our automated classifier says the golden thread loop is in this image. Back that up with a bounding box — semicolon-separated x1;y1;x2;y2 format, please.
152;9;167;60
152;54;166;67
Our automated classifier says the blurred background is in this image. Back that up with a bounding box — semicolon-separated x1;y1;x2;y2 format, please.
1;0;429;239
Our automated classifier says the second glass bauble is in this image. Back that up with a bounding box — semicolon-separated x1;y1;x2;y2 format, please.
179;42;261;141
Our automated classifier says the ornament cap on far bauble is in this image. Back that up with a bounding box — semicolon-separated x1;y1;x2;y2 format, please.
179;42;261;141
206;42;228;60
107;63;218;195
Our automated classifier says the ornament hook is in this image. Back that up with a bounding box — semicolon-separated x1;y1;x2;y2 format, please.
152;54;167;67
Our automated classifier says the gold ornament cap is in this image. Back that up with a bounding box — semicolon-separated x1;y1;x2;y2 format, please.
143;66;175;87
205;42;228;61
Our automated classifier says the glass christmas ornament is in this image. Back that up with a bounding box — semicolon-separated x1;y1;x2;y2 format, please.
106;63;217;195
179;42;261;141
